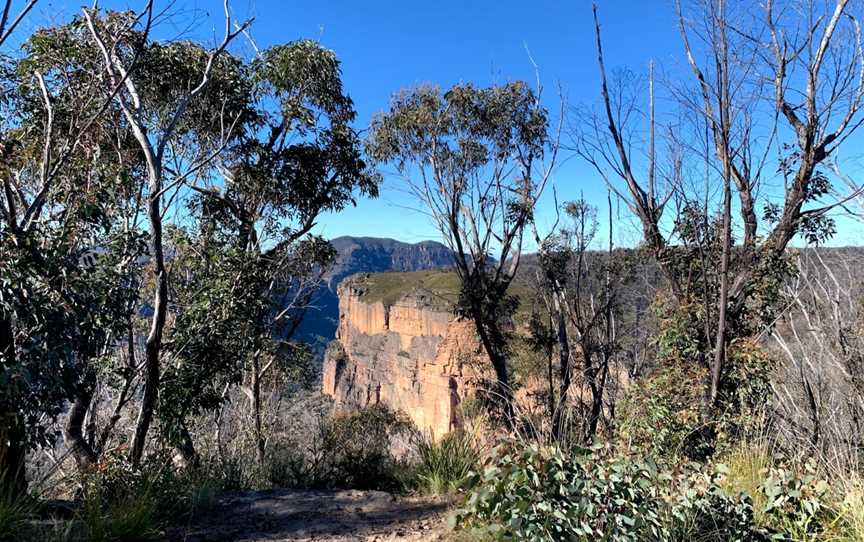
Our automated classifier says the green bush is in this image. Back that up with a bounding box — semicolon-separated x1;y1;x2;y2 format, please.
616;361;712;461
412;430;479;495
453;443;761;541
759;461;832;539
666;465;757;541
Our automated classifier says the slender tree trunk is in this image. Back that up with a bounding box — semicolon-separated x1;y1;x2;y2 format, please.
130;167;167;466
252;355;265;466
0;412;25;496
710;166;732;405
0;316;25;496
470;310;513;422
176;421;199;468
587;385;603;441
552;304;571;440
546;342;554;436
587;193;615;441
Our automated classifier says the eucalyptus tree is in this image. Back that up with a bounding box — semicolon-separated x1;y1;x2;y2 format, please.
83;0;251;465
0;7;149;490
161;39;378;465
366;83;558;419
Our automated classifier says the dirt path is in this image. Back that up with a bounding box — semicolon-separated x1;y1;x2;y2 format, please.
169;489;455;541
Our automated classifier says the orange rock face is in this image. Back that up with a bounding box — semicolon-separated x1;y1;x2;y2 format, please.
322;280;483;439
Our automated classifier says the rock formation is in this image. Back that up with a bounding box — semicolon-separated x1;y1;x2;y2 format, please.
322;274;483;438
293;237;453;353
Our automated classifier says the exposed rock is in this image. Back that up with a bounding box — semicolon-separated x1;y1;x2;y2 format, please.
322;275;483;438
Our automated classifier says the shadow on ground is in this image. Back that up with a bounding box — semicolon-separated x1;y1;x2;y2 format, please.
168;489;453;541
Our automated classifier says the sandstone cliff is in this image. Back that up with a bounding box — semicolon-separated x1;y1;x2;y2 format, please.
321;272;482;438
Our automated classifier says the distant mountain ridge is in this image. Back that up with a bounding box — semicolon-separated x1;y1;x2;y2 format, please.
294;236;454;353
326;236;454;291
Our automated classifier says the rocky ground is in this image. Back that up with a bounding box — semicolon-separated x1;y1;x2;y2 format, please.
168;489;455;541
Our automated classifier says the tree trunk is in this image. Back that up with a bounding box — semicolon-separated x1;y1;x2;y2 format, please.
0;316;25;496
64;370;97;470
252;356;265;466
587;384;603;441
470;311;514;423
710;164;732;406
586;351;611;442
552;305;571;440
175;421;199;469
130;168;168;466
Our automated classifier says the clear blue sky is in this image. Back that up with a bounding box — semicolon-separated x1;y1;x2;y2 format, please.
21;0;864;246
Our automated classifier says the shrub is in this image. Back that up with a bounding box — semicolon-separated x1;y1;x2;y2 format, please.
759;461;832;539
665;465;757;542
266;404;413;490
454;444;666;540
453;442;762;541
715;340;775;447
616;361;711;461
412;430;479;495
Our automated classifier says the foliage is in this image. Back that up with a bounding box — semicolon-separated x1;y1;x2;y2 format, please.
616;359;710;461
715;341;775;446
620;295;776;461
0;230;145;449
759;461;832;539
665;465;757;542
454;442;760;541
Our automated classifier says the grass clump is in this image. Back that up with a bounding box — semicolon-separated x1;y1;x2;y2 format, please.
73;488;160;542
721;443;773;523
413;430;479;495
0;488;36;541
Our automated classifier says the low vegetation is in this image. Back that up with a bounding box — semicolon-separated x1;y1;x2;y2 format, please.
345;270;462;310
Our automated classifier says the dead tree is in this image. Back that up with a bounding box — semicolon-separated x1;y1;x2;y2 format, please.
587;0;864;407
771;248;864;467
534;194;628;442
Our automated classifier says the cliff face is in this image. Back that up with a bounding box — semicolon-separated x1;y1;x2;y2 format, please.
321;276;481;438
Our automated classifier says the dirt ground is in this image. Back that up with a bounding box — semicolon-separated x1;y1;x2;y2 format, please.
168;489;456;541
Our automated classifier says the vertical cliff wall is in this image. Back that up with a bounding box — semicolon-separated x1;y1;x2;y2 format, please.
321;275;482;437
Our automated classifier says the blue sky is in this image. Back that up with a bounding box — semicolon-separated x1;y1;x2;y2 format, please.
20;0;864;246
